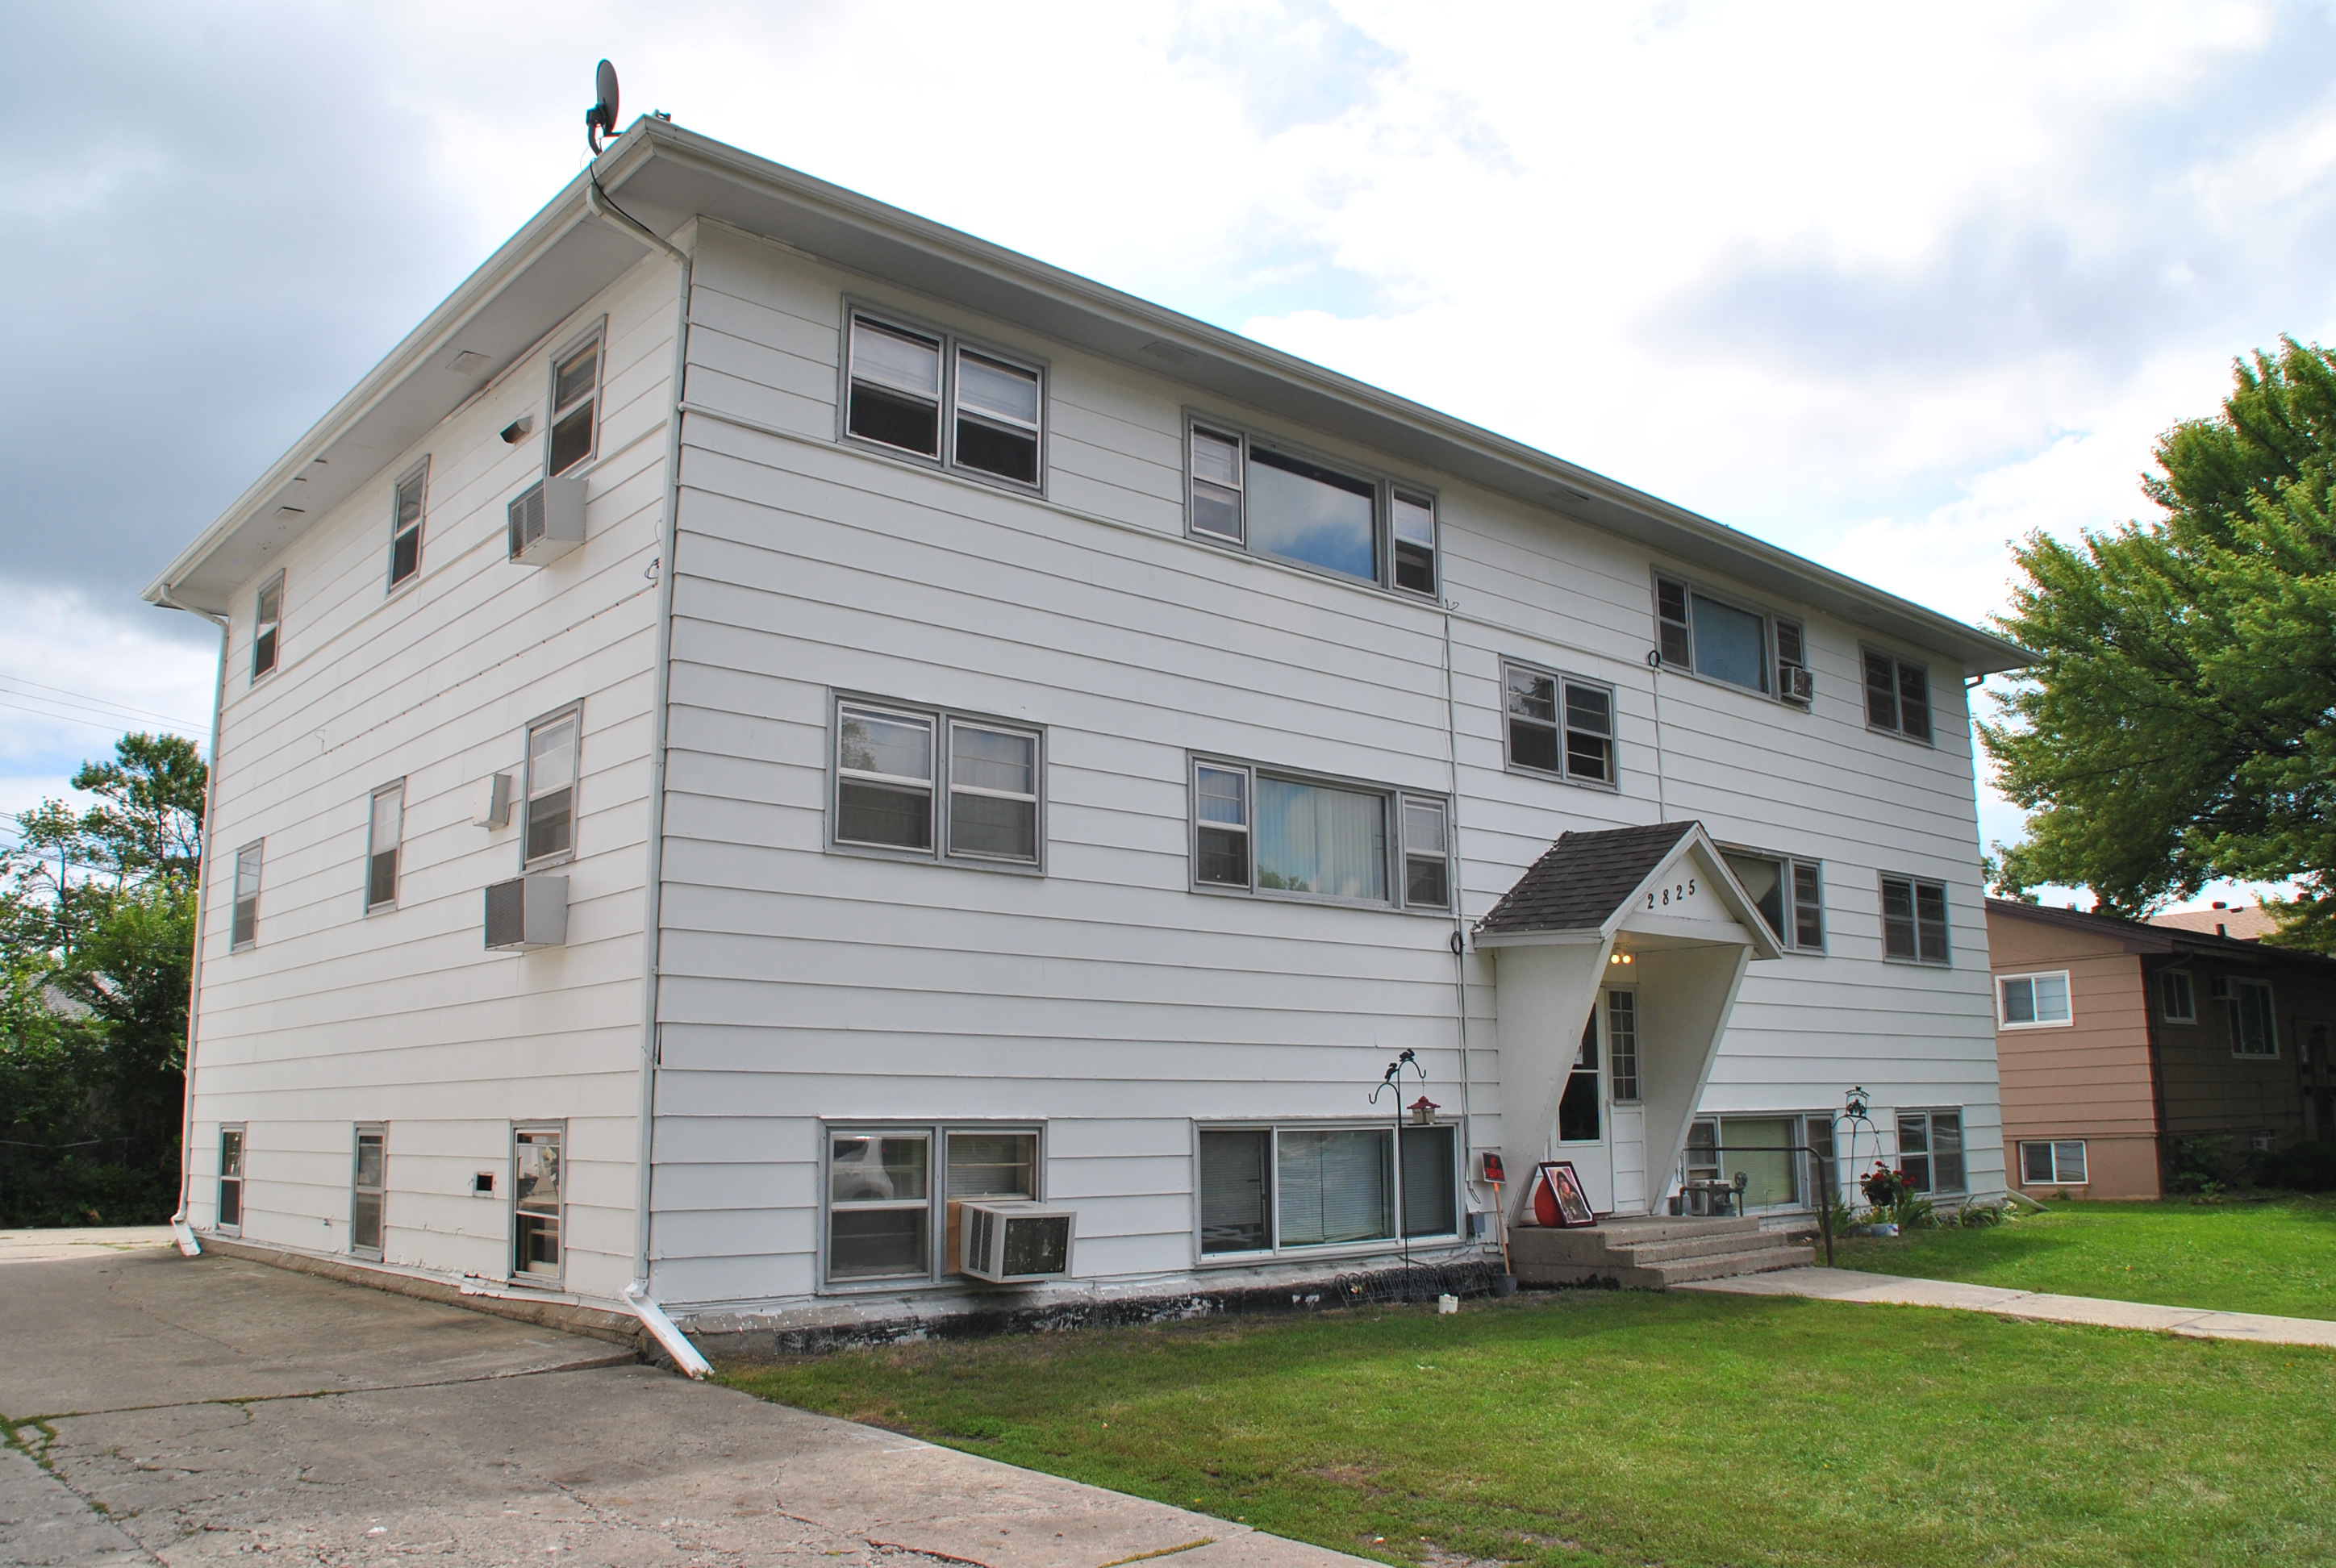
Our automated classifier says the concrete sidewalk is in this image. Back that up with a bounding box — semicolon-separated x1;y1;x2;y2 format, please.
1;1232;1369;1568
1680;1265;2336;1349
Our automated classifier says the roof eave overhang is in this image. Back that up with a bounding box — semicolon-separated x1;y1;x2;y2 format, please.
144;119;2035;675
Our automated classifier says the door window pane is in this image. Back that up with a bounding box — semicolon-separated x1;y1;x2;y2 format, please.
1691;594;1768;691
1246;448;1377;583
1559;1015;1601;1142
1400;1124;1456;1237
514;1129;562;1277
1255;777;1386;900
1276;1128;1393;1246
1199;1128;1271;1253
1606;990;1639;1101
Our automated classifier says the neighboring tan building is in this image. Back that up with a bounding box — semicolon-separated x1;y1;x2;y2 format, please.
1988;899;2336;1199
2148;903;2280;942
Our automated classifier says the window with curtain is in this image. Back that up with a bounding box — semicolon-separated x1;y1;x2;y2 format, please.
1191;758;1445;911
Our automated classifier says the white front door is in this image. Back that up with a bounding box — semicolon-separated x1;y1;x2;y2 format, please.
1556;1009;1614;1213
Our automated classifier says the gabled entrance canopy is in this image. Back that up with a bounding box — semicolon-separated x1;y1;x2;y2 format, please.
1475;822;1782;1218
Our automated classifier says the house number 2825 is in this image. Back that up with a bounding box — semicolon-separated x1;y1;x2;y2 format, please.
1647;878;1696;908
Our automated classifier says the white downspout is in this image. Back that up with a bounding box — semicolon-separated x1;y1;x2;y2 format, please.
624;1282;712;1379
153;585;228;1259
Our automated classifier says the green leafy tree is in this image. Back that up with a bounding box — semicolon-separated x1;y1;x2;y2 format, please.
1984;337;2336;947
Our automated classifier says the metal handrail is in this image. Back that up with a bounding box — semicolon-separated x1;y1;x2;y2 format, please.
1681;1141;1837;1267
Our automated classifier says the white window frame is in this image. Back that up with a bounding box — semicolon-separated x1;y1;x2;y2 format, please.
820;1121;1045;1291
351;1123;386;1260
1501;659;1618;790
230;841;262;952
1997;970;2074;1029
1183;416;1438;600
545;323;604;478
841;306;1047;492
2230;977;2279;1058
2160;969;2196;1023
828;696;1046;872
1651;572;1806;708
1896;1108;1967;1195
1604;987;1641;1103
365;779;404;914
1860;644;1935;746
215;1124;245;1233
1187;755;1449;913
1720;846;1826;953
1880;874;1950;965
521;705;582;870
511;1122;566;1286
2019;1139;2088;1186
251;571;284;683
388;459;427;593
1194;1120;1461;1265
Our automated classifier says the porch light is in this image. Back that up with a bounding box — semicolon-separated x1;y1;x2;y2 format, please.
1608;951;1634;965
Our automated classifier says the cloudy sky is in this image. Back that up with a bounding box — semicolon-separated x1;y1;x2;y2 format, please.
6;1;2333;907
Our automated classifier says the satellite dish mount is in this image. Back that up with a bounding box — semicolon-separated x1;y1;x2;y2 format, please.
586;60;620;155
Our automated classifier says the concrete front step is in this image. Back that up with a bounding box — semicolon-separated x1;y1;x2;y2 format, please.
1509;1218;1812;1290
1520;1244;1816;1291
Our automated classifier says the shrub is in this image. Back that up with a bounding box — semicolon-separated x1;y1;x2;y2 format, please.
2251;1139;2336;1193
1889;1195;1938;1230
2166;1136;2238;1196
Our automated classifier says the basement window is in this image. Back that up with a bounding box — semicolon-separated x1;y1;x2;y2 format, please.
1898;1110;1965;1195
845;312;1045;489
1198;1124;1457;1257
512;1124;564;1282
824;1124;1041;1287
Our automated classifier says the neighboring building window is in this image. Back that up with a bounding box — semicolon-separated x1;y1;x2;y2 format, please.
845;312;1045;487
2231;978;2278;1057
2161;970;2196;1023
1881;874;1950;965
512;1125;564;1280
1190;757;1447;911
217;1126;244;1231
2020;1140;2088;1185
389;463;426;590
1898;1110;1965;1194
524;708;581;867
252;572;284;681
1196;1124;1456;1257
352;1124;386;1258
231;842;263;951
365;782;403;912
1721;850;1825;952
548;332;601;477
1503;661;1616;787
1606;989;1640;1103
832;700;1043;867
1654;575;1800;699
1862;648;1933;744
825;1124;1040;1285
1998;970;2073;1028
1183;420;1435;596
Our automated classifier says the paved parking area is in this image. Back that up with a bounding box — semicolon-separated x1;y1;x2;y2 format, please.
0;1232;1362;1568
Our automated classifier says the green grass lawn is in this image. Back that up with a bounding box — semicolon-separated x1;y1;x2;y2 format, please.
1833;1194;2336;1320
723;1291;2336;1568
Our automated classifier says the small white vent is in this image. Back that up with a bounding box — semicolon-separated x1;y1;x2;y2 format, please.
958;1200;1075;1282
507;474;586;565
1781;665;1814;703
484;874;568;951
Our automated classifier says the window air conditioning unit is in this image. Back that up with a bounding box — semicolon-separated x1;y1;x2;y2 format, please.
485;874;568;951
507;474;586;565
957;1200;1076;1283
1780;665;1815;703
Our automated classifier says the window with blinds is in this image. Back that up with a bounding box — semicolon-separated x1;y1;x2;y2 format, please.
1198;1123;1458;1256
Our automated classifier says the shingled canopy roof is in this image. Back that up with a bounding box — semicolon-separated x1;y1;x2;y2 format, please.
1476;821;1704;937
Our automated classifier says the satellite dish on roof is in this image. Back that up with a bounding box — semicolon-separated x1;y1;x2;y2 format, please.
586;59;620;154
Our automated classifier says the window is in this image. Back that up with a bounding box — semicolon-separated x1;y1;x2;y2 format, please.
1998;970;2072;1028
1655;575;1802;699
825;1124;1040;1285
1190;758;1447;911
352;1124;385;1258
252;572;284;681
524;709;580;867
833;700;1043;867
1184;420;1436;596
1197;1124;1456;1257
389;463;426;590
231;842;262;951
2020;1140;2088;1185
1721;850;1825;952
217;1126;244;1231
512;1125;563;1280
1687;1116;1803;1209
1606;989;1639;1103
845;312;1045;486
548;332;601;477
1881;875;1950;965
1862;648;1933;744
2161;969;2196;1023
1503;662;1616;787
1775;618;1810;705
2231;978;2278;1057
365;782;403;912
1897;1110;1965;1195
1559;1015;1600;1141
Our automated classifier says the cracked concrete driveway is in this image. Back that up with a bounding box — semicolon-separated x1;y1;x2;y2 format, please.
0;1231;1366;1568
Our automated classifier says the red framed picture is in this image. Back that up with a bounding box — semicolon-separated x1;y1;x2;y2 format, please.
1530;1161;1598;1228
1479;1152;1506;1185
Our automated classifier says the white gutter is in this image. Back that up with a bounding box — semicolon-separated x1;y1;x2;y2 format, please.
624;1282;711;1378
